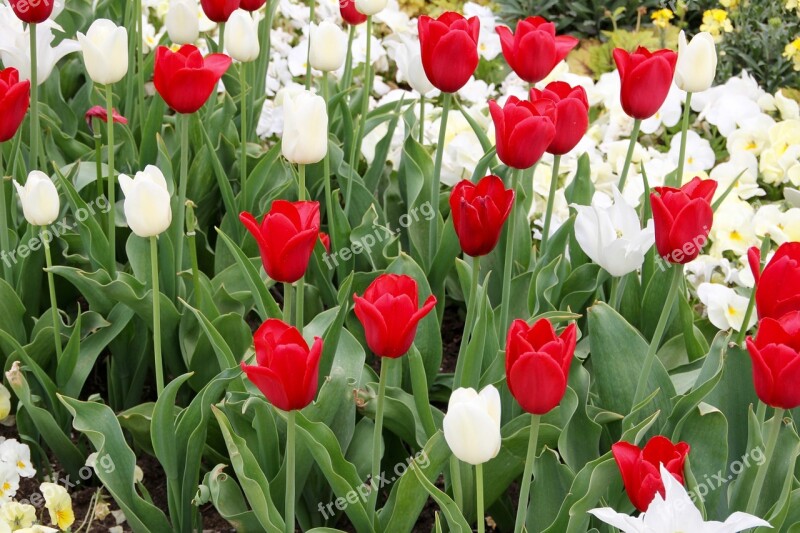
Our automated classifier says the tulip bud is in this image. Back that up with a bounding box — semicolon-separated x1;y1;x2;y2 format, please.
14;171;60;226
675;31;717;93
449;176;515;257
225;10;260;63
750;242;800;321
747;312;800;409
613;46;677;120
651;177;717;264
166;0;200;45
77;19;129;85
119;166;173;238
309;21;347;73
418;12;481;93
0;67;31;143
355;0;388;16
240;0;267;11
281;89;328;165
443;386;502;465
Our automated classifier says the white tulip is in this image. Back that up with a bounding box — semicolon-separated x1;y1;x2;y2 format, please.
281;90;328;165
166;0;200;45
309;21;347;73
119;166;173;238
396;40;435;96
77;19;128;85
225;10;260;63
14;171;60;227
354;0;387;16
443;386;501;466
573;187;655;277
675;31;717;93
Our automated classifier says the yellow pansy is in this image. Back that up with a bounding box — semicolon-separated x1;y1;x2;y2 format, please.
39;483;75;531
651;8;674;29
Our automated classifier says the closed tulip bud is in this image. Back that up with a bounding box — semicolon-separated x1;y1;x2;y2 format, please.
166;0;200;45
651;177;717;264
354;0;387;16
119;166;173;238
613;46;677;120
239;0;267;11
14;171;59;226
443;386;502;465
340;0;367;25
449;176;515;257
749;243;800;320
225;10;260;62
77;19;129;85
0;67;30;143
154;45;231;114
418;12;480;93
675;31;717;93
281;89;328;165
200;0;240;22
9;0;54;23
309;21;347;72
531;81;589;156
497;16;579;84
746;312;800;409
489;96;556;170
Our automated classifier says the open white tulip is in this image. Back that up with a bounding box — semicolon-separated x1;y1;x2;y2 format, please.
443;386;502;466
119;166;173;238
77;19;129;85
281;90;328;165
309;21;347;73
675;30;717;93
166;0;200;45
14;171;60;227
0;13;80;85
354;0;388;16
396;40;435;96
589;465;771;532
573;187;655;277
225;10;260;63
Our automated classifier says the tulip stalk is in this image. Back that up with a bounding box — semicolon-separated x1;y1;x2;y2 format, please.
175;114;190;281
29;24;40;170
0;150;11;283
150;236;164;395
341;25;356;93
617;119;641;191
136;0;145;129
499;168;521;340
283;283;293;324
240;63;249;211
369;359;389;518
186;202;202;310
429;92;452;258
105;84;117;272
321;73;336;249
285;409;297;533
541;155;561;251
476;462;485;533
455;255;480;386
674;93;693;188
514;413;540;533
304;0;315;90
296;164;306;330
345;16;374;219
92;118;104;200
41;227;62;359
745;407;783;515
218;23;225;56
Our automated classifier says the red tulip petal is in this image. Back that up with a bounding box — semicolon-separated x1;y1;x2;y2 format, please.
507;352;567;414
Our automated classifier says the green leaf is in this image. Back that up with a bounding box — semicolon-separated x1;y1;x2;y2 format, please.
410;458;472;533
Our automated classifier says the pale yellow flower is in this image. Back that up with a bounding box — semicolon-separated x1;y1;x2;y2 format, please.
784;37;800;71
0;501;36;530
39;483;75;531
651;8;674;29
701;9;734;41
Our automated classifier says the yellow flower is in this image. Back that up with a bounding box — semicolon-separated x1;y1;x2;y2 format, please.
785;37;800;71
720;0;740;9
39;483;75;531
700;9;734;41
0;501;36;530
651;8;674;29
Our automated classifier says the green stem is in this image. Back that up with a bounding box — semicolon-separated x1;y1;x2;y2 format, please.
136;0;145;130
341;25;356;92
541;155;561;251
93;117;103;201
283;282;293;324
499;168;521;341
285;410;296;533
321;73;336;250
254;0;275;100
0;149;11;283
675;92;693;188
429;92;452;258
476;463;485;533
298;163;306;201
617;119;641;191
105;84;116;273
345;16;373;219
746;407;783;515
513;414;540;533
150;236;164;395
186;203;202;310
369;359;389;517
419;95;425;144
610;275;627;310
454;255;480;387
240;62;249;211
218;22;225;55
29;23;39;170
631;264;683;409
305;0;315;90
41;228;62;360
296;275;305;331
175;114;190;279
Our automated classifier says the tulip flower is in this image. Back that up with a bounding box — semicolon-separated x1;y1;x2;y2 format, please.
9;0;54;23
746;311;800;409
241;319;322;412
651;177;717;264
240;201;321;284
166;0;200;45
450;176;515;257
84;106;127;129
396;40;435;96
418;12;480;93
613;46;678;120
675;31;717;93
239;0;266;11
281;89;328;165
0;22;80;85
573;187;655;277
77;19;129;85
154;45;232;114
531;82;589;156
309;21;347;73
0;67;30;143
749;242;800;321
355;0;387;16
119;166;173;239
14;171;59;227
340;0;367;25
612;436;690;512
200;0;240;22
489;96;557;171
224;10;260;63
496;16;579;84
443;386;502;465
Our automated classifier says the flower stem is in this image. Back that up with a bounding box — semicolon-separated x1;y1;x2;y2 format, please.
41;227;62;360
321;72;336;251
285;409;296;533
513;413;540;533
345;16;373;219
175;114;190;280
296;162;307;327
136;0;145;130
369;359;389;517
93;117;103;201
746;407;783;515
186;202;202;310
342;25;356;93
29;23;39;170
617;119;642;191
305;0;315;90
218;22;225;55
500;168;521;341
0;149;11;283
541;155;561;251
419;95;425;144
476;462;485;533
105;84;117;273
150;236;164;396
240;62;249;211
283;282;293;324
454;255;480;387
631;264;683;410
674;92;693;188
429;92;452;259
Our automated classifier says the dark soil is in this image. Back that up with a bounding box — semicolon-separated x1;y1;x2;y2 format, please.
440;304;464;373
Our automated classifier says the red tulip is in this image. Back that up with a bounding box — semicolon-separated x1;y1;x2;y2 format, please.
84;106;127;130
746;312;800;409
9;0;54;23
200;0;240;22
613;46;677;120
505;318;576;414
749;243;800;321
0;68;30;143
650;177;717;264
418;12;480;93
449;176;515;257
489;96;556;170
531;81;588;156
340;0;367;25
496;16;578;84
612;436;690;512
353;274;437;359
240;200;321;284
240;0;267;11
241;319;322;411
154;45;232;114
